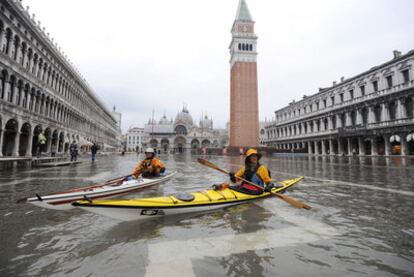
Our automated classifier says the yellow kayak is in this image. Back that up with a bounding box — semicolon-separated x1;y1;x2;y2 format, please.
73;176;304;221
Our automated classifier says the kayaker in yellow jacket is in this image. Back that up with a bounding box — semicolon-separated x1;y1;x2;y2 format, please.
229;148;280;194
128;148;165;179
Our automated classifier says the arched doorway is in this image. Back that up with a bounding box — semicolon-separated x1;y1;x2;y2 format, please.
44;128;52;153
350;137;359;155
375;136;385;155
201;139;211;148
19;123;31;156
58;132;64;152
390;135;401;155
149;139;158;149
174;136;186;153
191;139;200;149
52;129;58;146
2;119;18;156
31;125;42;156
161;138;169;153
364;138;372;155
213;140;219;148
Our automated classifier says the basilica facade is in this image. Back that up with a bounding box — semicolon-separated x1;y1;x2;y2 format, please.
126;107;228;153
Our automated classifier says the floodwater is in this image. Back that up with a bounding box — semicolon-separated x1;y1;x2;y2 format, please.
0;154;413;276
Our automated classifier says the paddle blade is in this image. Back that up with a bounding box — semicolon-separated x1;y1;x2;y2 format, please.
272;192;311;210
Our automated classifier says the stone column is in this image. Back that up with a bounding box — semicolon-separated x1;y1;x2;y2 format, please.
314;141;319;155
347;138;353;155
14;44;21;63
13;131;21;157
39;65;44;80
346;112;352;126
25;130;33;157
358;137;365;156
0;30;5;50
12;84;19;104
368;106;376;124
32;61;38;76
338;139;344;155
356;110;363;125
336;114;342;128
329;139;334;155
321;140;326;155
6;37;14;58
307;121;312;133
328;117;333;130
380;103;389;122
320;119;325;132
2;80;11;101
384;135;391;156
46;135;52;154
31;96;37;112
400;134;408;156
397;98;406;119
371;138;378;156
0;129;3;157
308;142;312;154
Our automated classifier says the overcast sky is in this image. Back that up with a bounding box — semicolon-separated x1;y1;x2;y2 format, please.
25;0;414;132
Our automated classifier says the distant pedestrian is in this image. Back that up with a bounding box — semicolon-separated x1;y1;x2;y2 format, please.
69;141;78;161
36;131;47;158
50;144;57;157
91;143;99;162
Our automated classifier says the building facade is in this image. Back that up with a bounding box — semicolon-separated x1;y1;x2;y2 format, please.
125;127;144;152
229;0;259;147
139;107;228;153
265;50;414;156
0;0;121;157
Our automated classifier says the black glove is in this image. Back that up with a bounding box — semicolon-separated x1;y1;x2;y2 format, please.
264;183;275;192
229;172;236;183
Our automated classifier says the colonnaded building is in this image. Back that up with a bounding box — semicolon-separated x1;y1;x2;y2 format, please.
126;107;229;153
0;0;122;157
265;50;414;156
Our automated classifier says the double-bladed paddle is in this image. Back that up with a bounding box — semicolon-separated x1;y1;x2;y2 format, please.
197;158;311;210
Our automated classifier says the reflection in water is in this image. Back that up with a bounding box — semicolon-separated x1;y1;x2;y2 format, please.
0;154;413;276
218;204;271;276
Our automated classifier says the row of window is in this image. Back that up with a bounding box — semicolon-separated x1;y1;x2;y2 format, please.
268;97;414;139
277;69;411;122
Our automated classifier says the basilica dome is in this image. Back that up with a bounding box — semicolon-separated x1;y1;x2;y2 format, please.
159;114;171;125
174;107;193;126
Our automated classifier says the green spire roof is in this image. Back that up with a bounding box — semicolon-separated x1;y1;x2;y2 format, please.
235;0;253;22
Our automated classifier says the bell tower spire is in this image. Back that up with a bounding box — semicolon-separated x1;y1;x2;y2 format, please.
229;0;259;147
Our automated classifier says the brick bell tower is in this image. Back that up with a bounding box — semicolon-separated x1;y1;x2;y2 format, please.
229;0;259;147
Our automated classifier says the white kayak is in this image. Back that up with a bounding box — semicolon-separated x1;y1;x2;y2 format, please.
26;171;176;210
